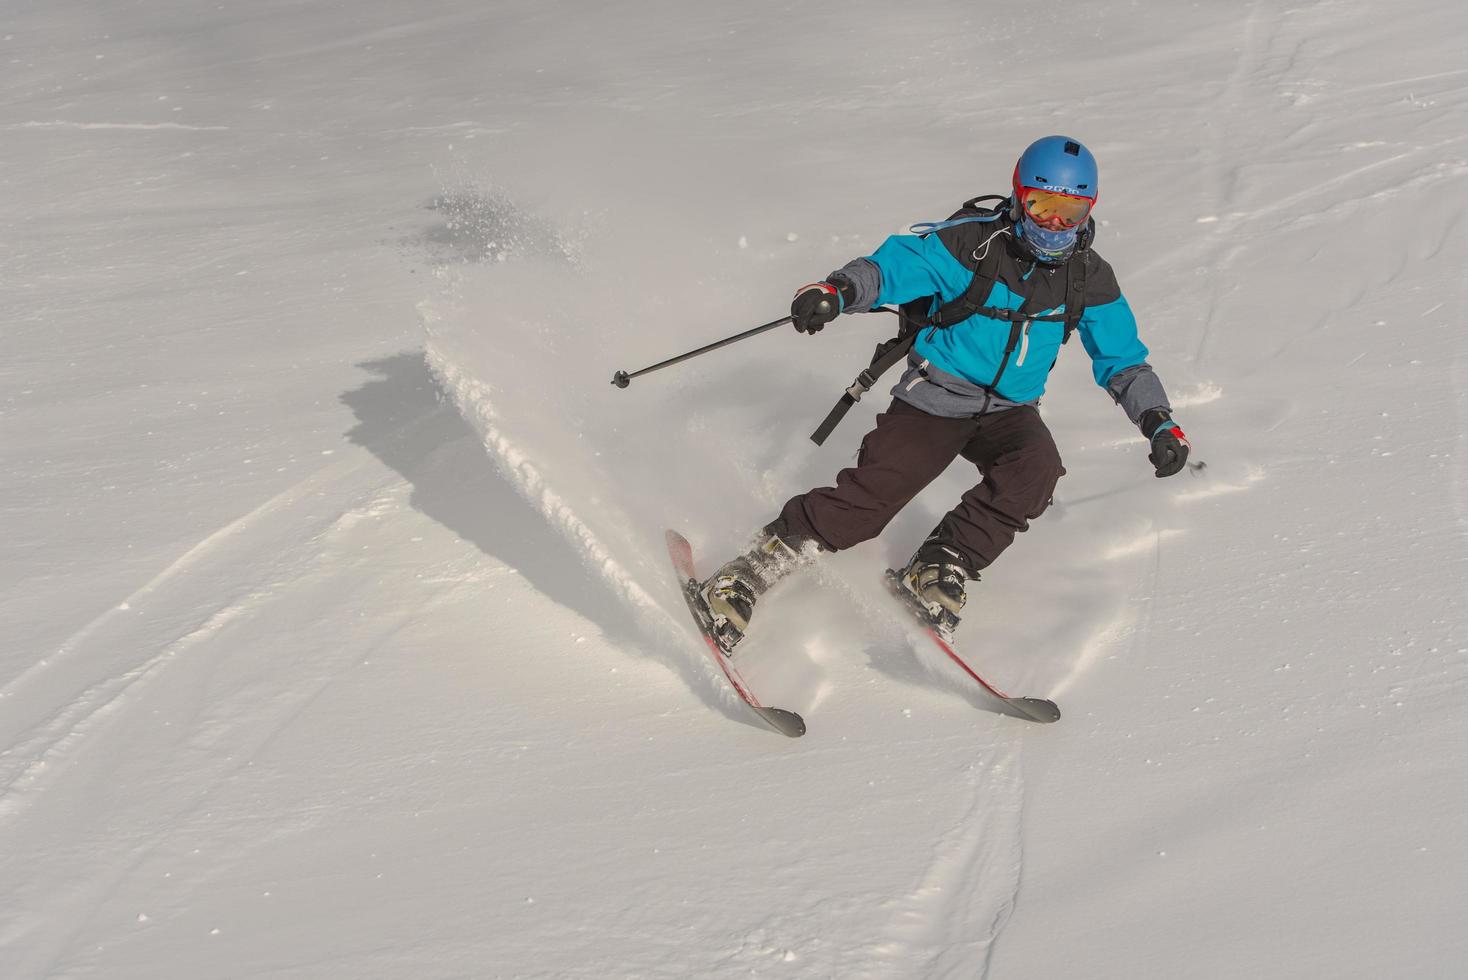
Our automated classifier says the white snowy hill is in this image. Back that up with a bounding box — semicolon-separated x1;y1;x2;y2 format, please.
3;1;1465;977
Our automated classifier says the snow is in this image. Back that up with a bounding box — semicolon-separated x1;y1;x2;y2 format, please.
3;1;1466;977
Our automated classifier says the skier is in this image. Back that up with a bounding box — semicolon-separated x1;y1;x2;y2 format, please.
698;136;1191;649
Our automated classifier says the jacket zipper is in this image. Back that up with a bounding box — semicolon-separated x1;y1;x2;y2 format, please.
905;359;929;392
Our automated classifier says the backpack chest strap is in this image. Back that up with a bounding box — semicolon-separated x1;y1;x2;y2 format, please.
932;244;1088;341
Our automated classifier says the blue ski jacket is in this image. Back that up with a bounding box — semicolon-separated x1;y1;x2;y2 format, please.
832;208;1169;424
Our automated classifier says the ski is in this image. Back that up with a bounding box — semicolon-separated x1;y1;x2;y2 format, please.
883;570;1061;724
665;530;806;738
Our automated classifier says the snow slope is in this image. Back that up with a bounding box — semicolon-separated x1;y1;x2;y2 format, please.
3;1;1466;978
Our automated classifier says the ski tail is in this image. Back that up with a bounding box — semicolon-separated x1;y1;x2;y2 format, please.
920;627;1061;724
884;569;1060;724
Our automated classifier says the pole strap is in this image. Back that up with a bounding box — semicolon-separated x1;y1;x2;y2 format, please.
809;330;917;446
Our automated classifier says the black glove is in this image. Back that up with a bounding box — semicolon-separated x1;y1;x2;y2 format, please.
1140;408;1191;478
791;279;848;334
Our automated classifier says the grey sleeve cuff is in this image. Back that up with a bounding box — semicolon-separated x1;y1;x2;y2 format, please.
1107;363;1171;426
829;258;882;314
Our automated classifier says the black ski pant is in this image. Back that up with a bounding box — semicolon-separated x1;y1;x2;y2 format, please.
775;398;1065;573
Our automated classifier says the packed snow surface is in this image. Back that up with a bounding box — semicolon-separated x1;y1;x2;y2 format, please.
3;1;1466;977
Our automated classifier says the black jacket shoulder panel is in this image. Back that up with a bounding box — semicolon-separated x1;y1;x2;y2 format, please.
1083;248;1124;306
932;203;1013;271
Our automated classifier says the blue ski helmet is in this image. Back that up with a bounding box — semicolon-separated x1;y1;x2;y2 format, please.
1011;136;1098;264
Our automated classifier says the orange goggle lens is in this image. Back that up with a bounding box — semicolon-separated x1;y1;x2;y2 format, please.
1018;187;1094;229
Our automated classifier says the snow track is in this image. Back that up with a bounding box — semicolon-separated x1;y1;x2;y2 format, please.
424;321;1043;976
875;745;1026;980
0;448;442;972
5;0;1468;977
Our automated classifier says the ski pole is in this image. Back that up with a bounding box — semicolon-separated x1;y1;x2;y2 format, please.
610;315;793;388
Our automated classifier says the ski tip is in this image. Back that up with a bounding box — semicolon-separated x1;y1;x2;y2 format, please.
757;707;807;738
1009;697;1061;724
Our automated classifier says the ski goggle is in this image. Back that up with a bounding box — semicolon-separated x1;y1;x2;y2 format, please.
1016;186;1094;230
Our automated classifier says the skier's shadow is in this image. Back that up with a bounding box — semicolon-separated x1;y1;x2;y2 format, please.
339;353;643;641
339;352;727;719
337;353;1059;734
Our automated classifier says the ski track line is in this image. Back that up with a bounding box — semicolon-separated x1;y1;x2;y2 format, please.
0;452;378;705
1;392;460;722
0;554;450;980
8;120;230;132
1054;452;1266;696
1181;0;1296;366
1452;348;1468;531
0;601;243;815
1340;65;1468;96
1156;146;1465;284
874;743;1026;980
1273;153;1465;228
1129;2;1446;325
0;599;250;822
803;567;1032;980
7;606;442;980
1046;523;1175;701
0;456;413;824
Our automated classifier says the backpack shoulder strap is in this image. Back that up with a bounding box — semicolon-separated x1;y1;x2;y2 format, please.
1061;246;1089;344
928;228;1010;327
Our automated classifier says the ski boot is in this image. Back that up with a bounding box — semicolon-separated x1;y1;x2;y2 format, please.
893;545;975;639
698;523;808;653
